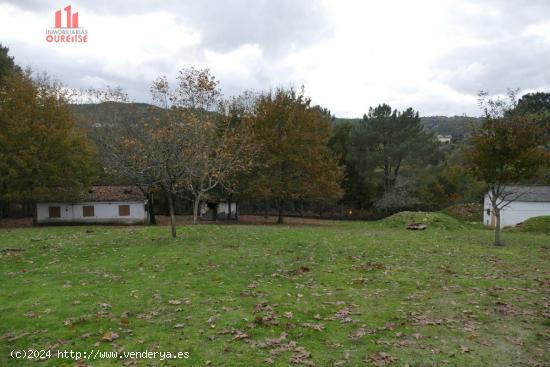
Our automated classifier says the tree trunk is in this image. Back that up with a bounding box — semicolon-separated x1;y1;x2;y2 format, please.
193;195;201;225
167;191;176;238
277;201;284;224
494;208;502;246
264;200;269;219
147;192;156;225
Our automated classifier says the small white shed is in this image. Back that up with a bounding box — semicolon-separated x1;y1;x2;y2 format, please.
483;185;550;228
36;186;148;225
200;200;238;221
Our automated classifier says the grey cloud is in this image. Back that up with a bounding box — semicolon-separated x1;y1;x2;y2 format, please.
178;0;332;54
6;40;153;102
10;0;332;55
436;35;550;95
448;0;550;40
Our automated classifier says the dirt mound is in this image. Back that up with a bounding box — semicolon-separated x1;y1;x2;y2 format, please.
513;216;550;234
379;211;466;230
441;203;483;222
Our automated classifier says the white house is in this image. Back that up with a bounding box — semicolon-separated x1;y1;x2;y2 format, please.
436;134;452;144
483;185;550;228
200;200;238;220
36;186;148;225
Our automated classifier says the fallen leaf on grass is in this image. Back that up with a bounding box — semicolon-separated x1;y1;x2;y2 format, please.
334;350;351;366
349;328;367;340
3;332;30;342
494;301;519;316
301;322;325;331
289;346;312;365
207;315;219;324
410;313;442;326
332;307;353;323
232;330;250;340
168;300;182;305
364;352;396;366
362;262;385;271
101;331;119;342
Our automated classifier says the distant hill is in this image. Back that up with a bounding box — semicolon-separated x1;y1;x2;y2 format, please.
70;102;157;130
71;103;483;140
333;115;483;139
420;116;483;138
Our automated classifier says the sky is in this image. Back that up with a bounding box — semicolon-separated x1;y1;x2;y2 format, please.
1;0;550;117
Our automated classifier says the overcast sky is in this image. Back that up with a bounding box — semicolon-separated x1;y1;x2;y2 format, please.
1;0;550;117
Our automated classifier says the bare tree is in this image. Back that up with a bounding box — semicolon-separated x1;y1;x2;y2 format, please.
73;87;161;225
79;68;254;237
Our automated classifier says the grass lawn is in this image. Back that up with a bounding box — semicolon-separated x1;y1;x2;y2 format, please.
1;214;549;366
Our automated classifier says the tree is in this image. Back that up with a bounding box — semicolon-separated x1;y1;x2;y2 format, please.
465;91;549;246
173;69;254;225
86;90;161;225
70;86;173;225
96;68;253;237
348;104;436;192
246;88;343;223
0;43;21;83
514;92;550;152
329;121;376;210
211;91;258;219
0;70;95;213
373;177;420;214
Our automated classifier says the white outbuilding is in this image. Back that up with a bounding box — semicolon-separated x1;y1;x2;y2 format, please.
200;200;238;221
483;185;550;228
35;186;148;225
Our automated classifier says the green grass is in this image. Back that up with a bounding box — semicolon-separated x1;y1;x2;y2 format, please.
1;215;549;366
511;216;550;234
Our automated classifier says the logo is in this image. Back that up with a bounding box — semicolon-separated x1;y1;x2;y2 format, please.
46;5;88;43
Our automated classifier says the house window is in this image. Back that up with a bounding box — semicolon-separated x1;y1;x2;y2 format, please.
119;205;130;216
48;206;61;218
83;205;95;217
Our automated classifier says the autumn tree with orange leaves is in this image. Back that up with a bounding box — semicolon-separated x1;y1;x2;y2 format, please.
246;88;343;223
0;65;95;216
